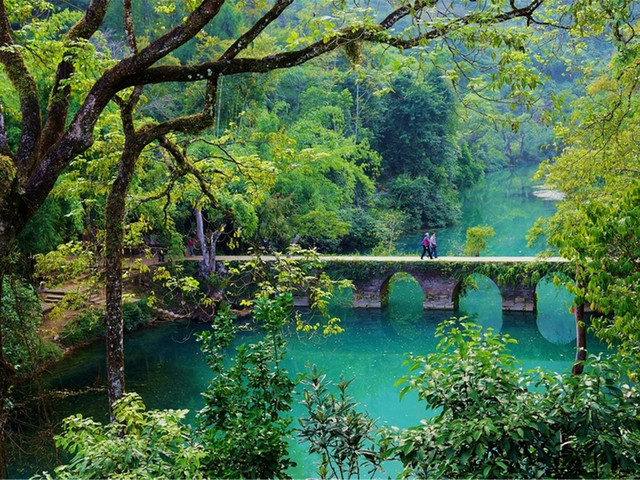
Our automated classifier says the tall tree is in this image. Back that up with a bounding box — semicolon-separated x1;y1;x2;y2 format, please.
535;9;640;364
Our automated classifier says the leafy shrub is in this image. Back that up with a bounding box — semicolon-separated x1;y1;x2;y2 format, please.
387;320;640;479
196;299;296;478
299;365;385;480
302;319;640;479
463;225;495;256
58;309;105;347
122;298;153;330
47;392;205;479
2;277;61;375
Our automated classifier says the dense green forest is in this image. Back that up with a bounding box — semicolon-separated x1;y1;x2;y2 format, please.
1;0;640;478
5;1;565;258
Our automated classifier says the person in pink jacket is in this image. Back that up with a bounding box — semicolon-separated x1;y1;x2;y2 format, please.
421;232;432;259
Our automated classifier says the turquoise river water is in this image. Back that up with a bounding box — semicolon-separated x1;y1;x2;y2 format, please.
9;164;601;478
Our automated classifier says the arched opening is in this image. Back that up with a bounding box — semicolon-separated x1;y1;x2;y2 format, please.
535;273;576;345
379;272;424;309
382;272;426;339
456;273;503;332
326;285;354;318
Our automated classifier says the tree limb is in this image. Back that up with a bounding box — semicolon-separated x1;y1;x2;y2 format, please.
220;0;295;61
120;0;546;88
39;0;111;161
122;0;138;56
0;0;41;174
116;0;225;76
380;0;433;30
381;0;546;50
158;136;219;207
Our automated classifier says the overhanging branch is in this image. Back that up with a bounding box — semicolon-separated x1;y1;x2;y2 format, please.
221;0;295;61
119;0;547;88
39;0;111;161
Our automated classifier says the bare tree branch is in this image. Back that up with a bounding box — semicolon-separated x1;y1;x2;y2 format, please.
122;0;138;56
221;0;295;61
116;0;225;76
120;0;144;116
158;136;220;207
380;0;433;30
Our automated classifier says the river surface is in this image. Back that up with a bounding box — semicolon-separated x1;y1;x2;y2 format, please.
10;164;593;478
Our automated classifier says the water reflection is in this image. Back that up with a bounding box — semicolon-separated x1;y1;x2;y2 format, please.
384;273;427;339
457;273;503;331
536;276;576;345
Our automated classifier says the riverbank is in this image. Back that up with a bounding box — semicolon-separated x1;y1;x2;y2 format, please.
36;254;188;362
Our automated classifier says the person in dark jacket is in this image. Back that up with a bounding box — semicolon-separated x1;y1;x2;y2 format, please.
430;232;438;258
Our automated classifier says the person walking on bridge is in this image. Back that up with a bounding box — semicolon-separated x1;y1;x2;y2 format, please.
430;231;438;258
421;232;432;259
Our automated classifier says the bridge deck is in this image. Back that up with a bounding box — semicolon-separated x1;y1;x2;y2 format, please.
215;255;567;263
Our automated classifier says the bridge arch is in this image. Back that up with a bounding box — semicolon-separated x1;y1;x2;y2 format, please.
379;272;426;309
455;273;503;312
456;274;504;331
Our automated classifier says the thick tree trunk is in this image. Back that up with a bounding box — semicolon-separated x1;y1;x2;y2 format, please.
0;226;16;478
104;143;140;416
194;208;225;301
194;208;224;279
194;208;211;276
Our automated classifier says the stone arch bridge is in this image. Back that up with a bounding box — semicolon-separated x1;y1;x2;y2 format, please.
218;255;571;313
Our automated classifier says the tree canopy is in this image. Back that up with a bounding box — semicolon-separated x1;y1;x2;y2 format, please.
536;32;640;352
